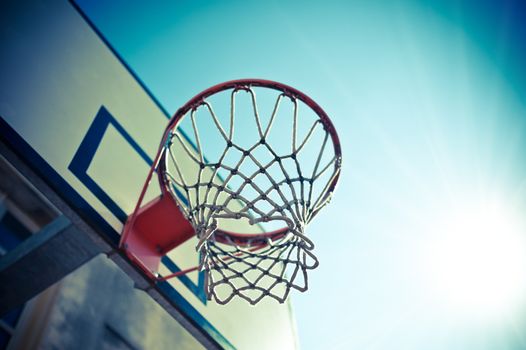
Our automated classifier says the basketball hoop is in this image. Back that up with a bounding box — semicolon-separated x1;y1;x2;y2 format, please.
120;79;342;305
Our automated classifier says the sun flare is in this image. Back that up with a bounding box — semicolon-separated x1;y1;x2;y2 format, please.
425;199;526;318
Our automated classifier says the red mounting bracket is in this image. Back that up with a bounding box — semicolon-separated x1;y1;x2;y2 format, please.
120;194;195;279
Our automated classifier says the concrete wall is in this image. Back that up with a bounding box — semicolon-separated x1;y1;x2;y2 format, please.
24;255;204;350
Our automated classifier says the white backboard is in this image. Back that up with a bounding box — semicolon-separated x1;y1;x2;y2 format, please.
0;1;298;348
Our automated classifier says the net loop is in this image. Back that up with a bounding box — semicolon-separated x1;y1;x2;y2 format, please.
158;79;341;304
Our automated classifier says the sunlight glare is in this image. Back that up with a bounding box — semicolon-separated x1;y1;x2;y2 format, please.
425;199;526;319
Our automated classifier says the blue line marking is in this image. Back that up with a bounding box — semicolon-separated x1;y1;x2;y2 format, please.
68;106;206;302
68;107;131;223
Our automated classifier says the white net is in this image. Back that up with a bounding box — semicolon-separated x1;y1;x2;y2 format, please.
161;83;341;304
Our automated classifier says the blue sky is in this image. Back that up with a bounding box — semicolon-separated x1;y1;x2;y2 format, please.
76;1;526;349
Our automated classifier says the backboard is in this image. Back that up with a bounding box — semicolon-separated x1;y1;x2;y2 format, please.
0;0;298;348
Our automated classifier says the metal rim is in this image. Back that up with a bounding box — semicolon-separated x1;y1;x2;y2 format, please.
157;79;342;246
